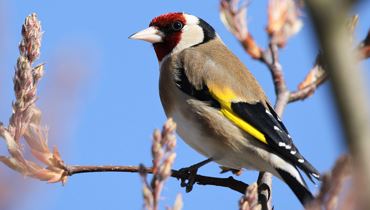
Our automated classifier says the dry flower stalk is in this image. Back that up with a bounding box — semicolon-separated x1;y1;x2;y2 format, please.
0;13;67;183
139;119;181;210
267;0;302;47
239;183;261;210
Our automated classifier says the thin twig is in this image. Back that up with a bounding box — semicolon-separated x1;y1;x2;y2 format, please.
65;165;249;194
289;72;327;103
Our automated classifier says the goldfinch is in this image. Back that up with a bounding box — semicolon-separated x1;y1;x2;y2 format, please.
129;12;320;205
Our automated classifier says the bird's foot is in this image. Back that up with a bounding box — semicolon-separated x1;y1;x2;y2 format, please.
178;166;198;192
178;158;213;192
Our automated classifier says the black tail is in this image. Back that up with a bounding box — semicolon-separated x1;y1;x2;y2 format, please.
276;168;314;206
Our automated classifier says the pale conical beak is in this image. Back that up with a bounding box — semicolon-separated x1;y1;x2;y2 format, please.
129;26;163;43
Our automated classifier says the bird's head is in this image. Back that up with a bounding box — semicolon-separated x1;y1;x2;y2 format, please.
129;12;216;62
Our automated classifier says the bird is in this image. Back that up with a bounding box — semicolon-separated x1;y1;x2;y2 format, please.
129;12;320;205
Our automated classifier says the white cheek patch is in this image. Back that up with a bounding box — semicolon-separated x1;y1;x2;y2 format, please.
172;24;204;54
170;14;204;55
183;14;199;25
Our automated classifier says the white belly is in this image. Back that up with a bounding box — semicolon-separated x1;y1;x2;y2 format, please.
170;106;275;173
172;110;215;158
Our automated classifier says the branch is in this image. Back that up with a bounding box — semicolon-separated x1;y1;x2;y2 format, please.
257;42;289;210
261;43;290;115
304;0;370;209
220;0;263;59
65;165;249;194
290;64;327;103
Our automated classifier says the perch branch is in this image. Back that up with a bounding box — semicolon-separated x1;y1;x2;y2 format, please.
65;165;249;194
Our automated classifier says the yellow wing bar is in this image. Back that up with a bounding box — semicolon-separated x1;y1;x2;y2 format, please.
208;83;268;144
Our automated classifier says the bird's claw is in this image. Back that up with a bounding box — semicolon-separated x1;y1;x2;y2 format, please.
178;166;198;192
177;158;212;192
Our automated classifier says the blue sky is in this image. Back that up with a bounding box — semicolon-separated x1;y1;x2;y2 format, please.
0;0;369;210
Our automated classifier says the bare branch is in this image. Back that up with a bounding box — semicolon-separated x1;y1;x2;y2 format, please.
220;0;263;59
304;0;370;208
65;164;249;194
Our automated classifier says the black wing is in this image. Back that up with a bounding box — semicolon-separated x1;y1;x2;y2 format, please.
231;101;320;181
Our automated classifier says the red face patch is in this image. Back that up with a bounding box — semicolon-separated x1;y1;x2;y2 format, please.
149;12;186;28
149;13;187;61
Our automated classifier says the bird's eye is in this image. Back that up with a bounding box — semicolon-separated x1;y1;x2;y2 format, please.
171;21;183;31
